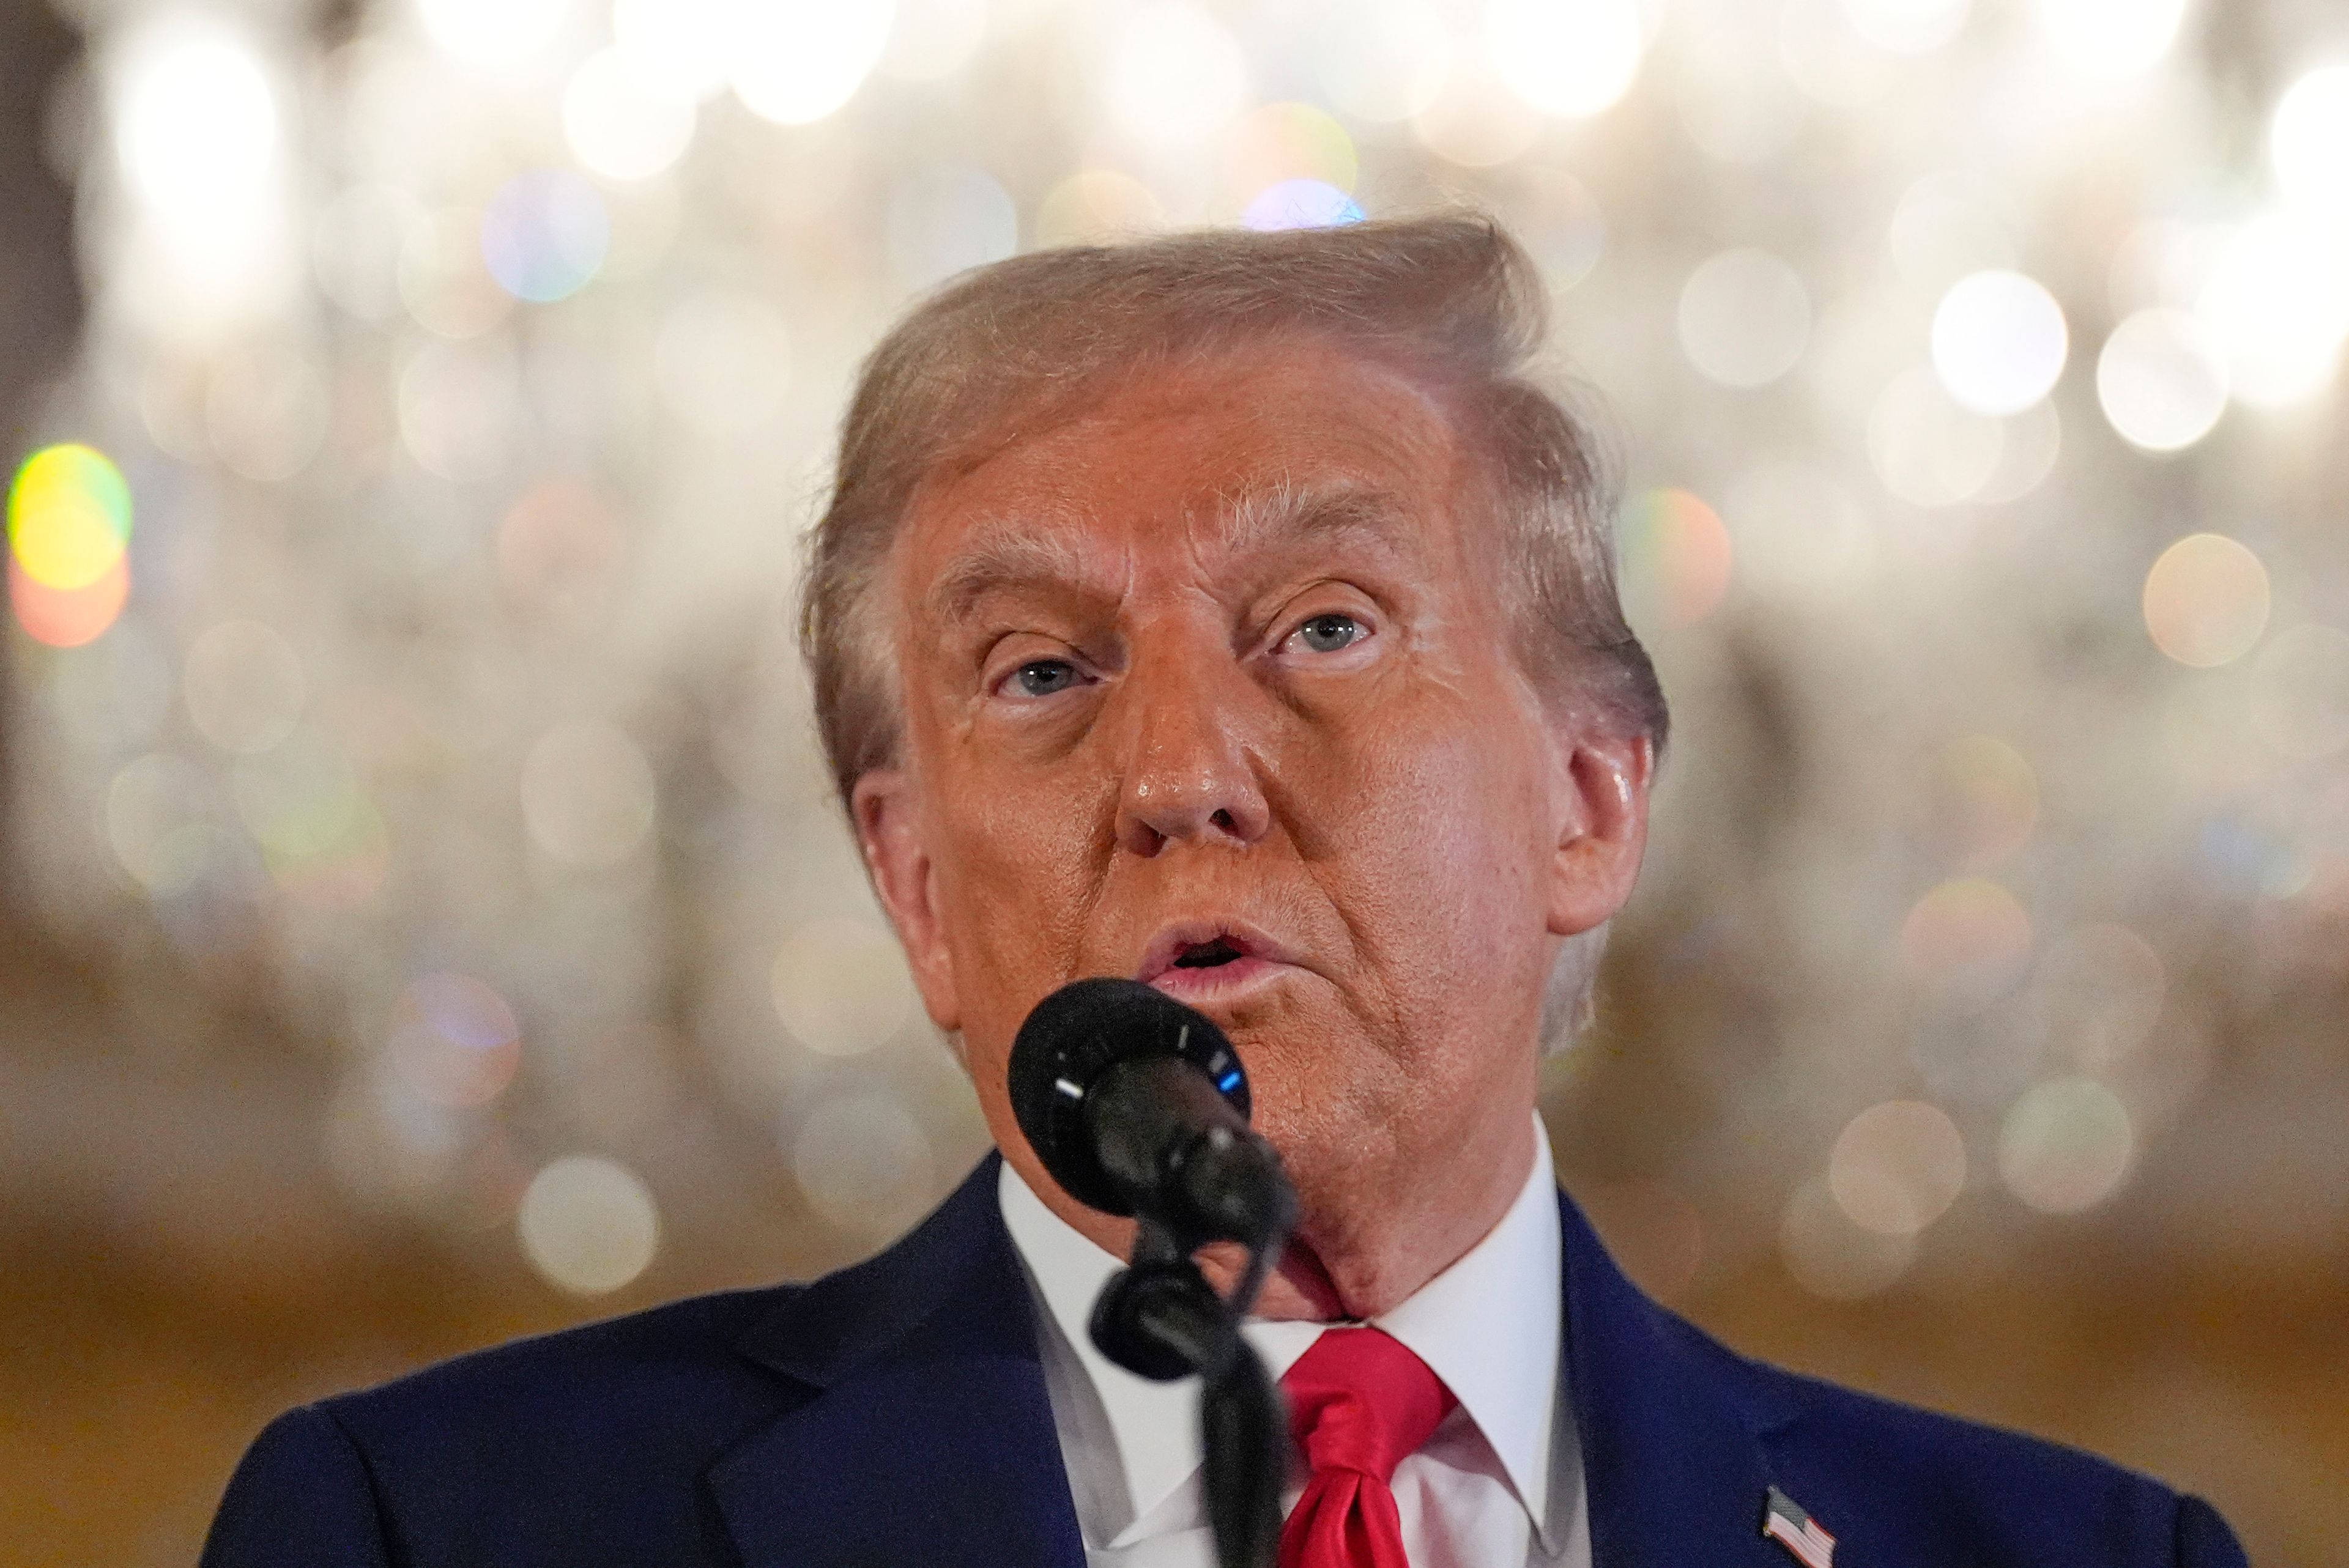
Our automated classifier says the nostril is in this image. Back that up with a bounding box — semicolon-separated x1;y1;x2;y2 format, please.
1209;808;1236;832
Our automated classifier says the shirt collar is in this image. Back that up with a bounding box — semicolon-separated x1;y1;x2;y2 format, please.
998;1114;1564;1548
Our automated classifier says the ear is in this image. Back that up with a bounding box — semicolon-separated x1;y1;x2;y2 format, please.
1545;728;1655;938
852;767;963;1035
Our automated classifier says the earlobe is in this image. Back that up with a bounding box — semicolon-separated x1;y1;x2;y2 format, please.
1545;730;1655;938
851;768;963;1034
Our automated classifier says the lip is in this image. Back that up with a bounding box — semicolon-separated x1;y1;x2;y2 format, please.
1134;917;1307;1005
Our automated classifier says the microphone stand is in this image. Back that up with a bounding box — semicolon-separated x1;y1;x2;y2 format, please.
1088;1211;1290;1568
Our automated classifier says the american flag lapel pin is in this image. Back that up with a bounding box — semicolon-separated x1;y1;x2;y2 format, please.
1760;1485;1836;1568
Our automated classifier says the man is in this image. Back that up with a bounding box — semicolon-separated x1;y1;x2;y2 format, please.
203;216;2246;1567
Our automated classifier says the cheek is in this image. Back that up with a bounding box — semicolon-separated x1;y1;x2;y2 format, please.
929;761;1110;1032
1310;686;1555;1004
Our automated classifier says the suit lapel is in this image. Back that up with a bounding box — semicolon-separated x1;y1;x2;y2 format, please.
1557;1186;1798;1568
710;1154;1086;1568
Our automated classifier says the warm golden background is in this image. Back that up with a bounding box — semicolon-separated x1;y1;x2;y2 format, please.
2;0;2344;1561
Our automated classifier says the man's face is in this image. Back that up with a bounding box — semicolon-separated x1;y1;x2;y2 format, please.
855;336;1646;1300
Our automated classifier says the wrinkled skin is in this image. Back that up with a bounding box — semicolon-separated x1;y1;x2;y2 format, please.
853;336;1652;1319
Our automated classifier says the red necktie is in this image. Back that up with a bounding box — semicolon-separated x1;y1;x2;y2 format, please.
1277;1327;1458;1568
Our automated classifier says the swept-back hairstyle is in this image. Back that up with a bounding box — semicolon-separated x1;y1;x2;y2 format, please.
799;212;1668;1043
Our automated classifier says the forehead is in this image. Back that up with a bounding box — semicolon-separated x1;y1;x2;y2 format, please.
891;339;1474;601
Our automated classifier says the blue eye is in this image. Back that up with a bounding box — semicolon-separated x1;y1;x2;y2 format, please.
1291;613;1364;653
1010;659;1082;697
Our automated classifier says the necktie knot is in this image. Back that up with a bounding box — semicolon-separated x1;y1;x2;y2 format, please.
1280;1326;1456;1484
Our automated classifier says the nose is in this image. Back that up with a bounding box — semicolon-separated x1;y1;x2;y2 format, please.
1111;645;1271;857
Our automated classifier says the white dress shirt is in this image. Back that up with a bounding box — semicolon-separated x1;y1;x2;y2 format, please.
998;1115;1592;1568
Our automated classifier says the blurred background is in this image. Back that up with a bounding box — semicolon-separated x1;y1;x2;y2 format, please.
1;0;2343;1560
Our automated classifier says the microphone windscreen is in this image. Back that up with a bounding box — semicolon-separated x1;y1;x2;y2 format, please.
1006;977;1250;1215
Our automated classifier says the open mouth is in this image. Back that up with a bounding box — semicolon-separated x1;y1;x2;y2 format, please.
1135;921;1297;1000
1172;936;1246;971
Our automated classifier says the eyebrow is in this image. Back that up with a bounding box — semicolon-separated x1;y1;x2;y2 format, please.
922;478;1419;627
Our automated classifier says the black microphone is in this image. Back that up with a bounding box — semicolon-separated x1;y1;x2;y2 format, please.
1008;977;1297;1249
1010;977;1296;1568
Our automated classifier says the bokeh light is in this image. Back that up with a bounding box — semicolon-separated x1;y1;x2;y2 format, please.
234;728;392;909
207;347;331;483
2194;213;2349;409
519;719;657;867
2106;218;2222;318
1781;1177;1917;1300
398;338;522;481
1242;179;1364;232
2248;626;2349;760
1677;248;1811;389
1226;103;1358;209
1779;0;1902;110
563;47;697;182
2033;924;2165;1072
480;171;609;304
105;752;210;892
1036;170;1164;246
1920;736;2038;872
2270;65;2349;222
106;12;291;328
1485;0;1646;119
1869;366;2003;506
9;445;133;593
793;1093;937;1233
1620;488;1734;631
1976;399;2061;505
1841;0;1969;55
2030;0;2189;80
1998;1078;2135;1213
1829;1101;1968;1237
1931;270;2068;416
731;1;895;125
415;0;568;69
497;481;626;620
1901;877;2033;1004
184;621;307;755
10;555;130;649
112;21;278;232
2142;533;2270;668
7;447;133;648
399;209;514;338
313;183;423;322
880;0;990;83
391;973;522;1108
1102;1;1248;150
1513;168;1605;289
771;918;918;1057
1409;59;1542;168
1674;31;1805;167
2096;309;2228;453
611;0;732;100
517;1155;661;1294
1313;0;1452;123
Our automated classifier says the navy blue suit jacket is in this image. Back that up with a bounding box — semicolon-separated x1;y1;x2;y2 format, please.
202;1153;2246;1566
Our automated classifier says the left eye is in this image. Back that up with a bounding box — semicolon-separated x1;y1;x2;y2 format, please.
1288;612;1366;654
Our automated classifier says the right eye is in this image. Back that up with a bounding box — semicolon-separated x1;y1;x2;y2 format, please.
1006;659;1083;698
